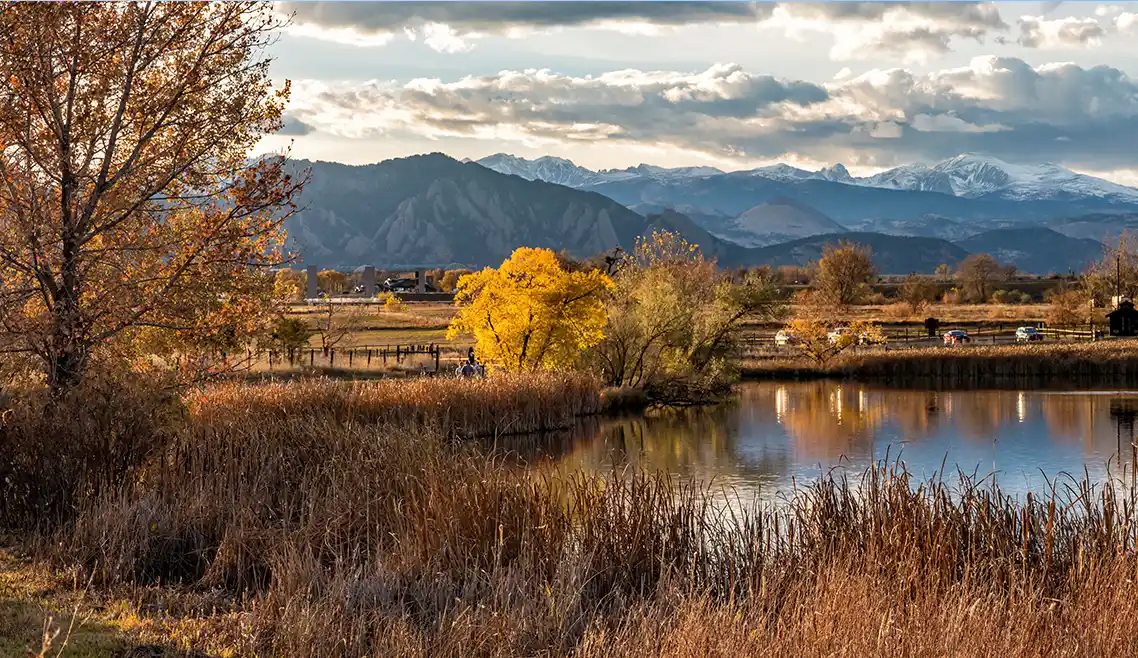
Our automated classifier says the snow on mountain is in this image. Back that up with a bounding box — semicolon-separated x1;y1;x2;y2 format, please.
928;154;1138;201
477;152;1138;203
473;153;619;187
475;153;722;187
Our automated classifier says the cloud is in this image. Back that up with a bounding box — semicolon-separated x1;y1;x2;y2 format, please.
765;3;1007;63
1017;15;1107;48
1117;12;1138;32
285;57;1138;170
278;1;1012;60
278;1;770;50
278;115;315;136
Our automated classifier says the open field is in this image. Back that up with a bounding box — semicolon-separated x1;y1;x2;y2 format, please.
5;376;1138;656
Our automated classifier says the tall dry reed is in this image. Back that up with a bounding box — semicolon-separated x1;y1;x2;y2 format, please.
10;374;1138;656
745;340;1138;386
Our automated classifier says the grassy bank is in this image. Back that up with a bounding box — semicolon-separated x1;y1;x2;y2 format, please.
743;340;1138;387
4;375;1138;655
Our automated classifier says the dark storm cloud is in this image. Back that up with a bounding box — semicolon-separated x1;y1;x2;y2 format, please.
278;115;315;136
279;1;770;34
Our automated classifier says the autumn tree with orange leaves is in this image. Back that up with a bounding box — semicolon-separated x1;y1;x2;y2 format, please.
0;3;304;392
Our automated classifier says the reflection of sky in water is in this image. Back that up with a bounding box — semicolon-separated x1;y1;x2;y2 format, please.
531;383;1138;506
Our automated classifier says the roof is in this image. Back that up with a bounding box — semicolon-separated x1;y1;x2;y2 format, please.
1107;300;1138;316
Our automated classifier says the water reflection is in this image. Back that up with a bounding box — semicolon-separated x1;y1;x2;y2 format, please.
510;382;1138;501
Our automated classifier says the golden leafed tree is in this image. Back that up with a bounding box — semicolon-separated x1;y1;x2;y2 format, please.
812;241;875;308
0;3;303;391
447;247;613;372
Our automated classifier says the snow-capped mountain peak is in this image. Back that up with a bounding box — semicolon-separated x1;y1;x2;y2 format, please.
475;152;1138;203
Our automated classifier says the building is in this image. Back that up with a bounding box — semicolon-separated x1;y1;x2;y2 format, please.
1107;300;1138;337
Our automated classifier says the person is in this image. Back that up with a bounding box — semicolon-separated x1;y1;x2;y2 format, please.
460;362;475;378
475;362;486;378
467;347;476;364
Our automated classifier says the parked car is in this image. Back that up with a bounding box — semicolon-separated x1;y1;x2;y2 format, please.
943;329;971;345
827;327;853;345
1015;326;1044;342
775;329;797;346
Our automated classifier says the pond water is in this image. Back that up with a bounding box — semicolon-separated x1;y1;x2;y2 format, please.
512;382;1138;502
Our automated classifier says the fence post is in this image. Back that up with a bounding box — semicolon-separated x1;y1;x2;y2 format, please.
310;349;314;366
349;350;353;368
367;349;372;367
435;346;440;372
268;351;273;370
396;345;401;363
330;349;335;367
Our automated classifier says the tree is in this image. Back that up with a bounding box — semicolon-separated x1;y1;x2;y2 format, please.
270;317;313;358
813;241;875;308
312;299;365;353
590;230;785;403
784;295;883;367
1046;288;1092;327
899;274;939;315
318;269;347;296
1083;231;1138;305
957;253;1009;303
935;263;952;282
784;317;884;367
447;248;613;372
0;3;302;392
439;269;471;293
273;269;305;302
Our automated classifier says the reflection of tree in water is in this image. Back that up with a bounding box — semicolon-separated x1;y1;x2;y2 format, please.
1109;399;1138;471
539;409;791;485
776;382;884;461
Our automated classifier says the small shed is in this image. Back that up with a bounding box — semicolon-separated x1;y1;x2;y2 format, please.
1108;300;1138;337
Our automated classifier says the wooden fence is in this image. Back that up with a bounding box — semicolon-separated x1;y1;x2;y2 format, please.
257;343;461;372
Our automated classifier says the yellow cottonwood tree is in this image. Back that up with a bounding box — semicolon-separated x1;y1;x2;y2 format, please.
447;248;612;372
0;3;303;391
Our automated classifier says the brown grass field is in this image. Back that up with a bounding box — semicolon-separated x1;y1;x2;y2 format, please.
5;374;1138;656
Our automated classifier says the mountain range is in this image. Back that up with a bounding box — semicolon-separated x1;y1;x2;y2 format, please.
281;152;1138;274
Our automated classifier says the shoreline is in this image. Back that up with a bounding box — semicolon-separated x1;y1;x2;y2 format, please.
740;340;1138;389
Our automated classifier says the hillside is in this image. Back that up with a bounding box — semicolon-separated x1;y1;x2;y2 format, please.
284;154;652;267
284;154;741;268
730;197;845;246
954;228;1103;274
745;233;969;274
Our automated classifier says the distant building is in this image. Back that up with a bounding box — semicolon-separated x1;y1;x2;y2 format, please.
1108;300;1138;337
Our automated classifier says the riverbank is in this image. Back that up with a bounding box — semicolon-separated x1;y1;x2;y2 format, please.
2;375;1138;655
742;340;1138;387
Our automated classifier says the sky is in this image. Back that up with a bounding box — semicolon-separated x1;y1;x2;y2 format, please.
255;1;1138;184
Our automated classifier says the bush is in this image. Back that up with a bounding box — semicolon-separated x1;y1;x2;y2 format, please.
0;375;181;533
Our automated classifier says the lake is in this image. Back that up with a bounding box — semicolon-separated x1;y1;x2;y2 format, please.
512;382;1138;502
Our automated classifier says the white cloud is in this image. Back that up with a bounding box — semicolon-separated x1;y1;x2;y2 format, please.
285;57;1138;170
1117;12;1138;32
834;67;852;80
911;113;1007;133
765;3;1007;64
1095;5;1123;17
1017;15;1107;49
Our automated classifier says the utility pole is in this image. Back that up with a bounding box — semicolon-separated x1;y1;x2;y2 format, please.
1117;253;1122;304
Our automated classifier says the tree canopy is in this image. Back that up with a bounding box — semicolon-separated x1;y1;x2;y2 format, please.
0;2;302;391
447;247;613;372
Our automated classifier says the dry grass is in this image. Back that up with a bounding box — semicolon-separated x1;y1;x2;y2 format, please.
744;339;1138;386
6;374;1138;655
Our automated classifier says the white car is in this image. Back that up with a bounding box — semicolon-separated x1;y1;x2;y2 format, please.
828;327;853;345
775;329;796;346
1015;326;1043;342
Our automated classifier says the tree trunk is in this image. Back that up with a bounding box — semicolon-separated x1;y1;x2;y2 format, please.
46;246;88;394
